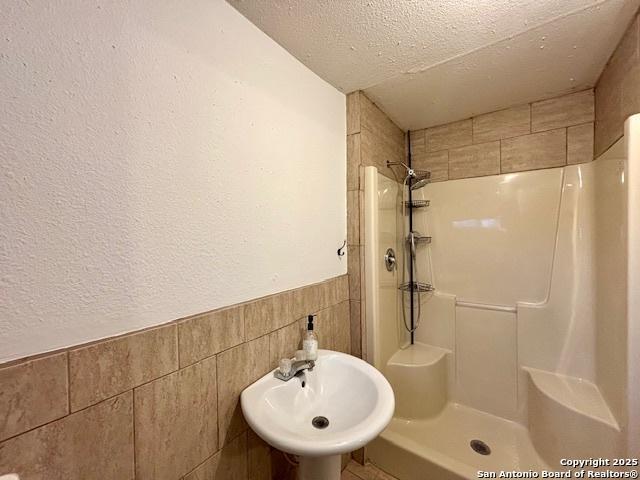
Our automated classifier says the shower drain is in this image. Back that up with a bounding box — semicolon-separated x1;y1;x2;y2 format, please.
470;439;491;456
312;416;329;429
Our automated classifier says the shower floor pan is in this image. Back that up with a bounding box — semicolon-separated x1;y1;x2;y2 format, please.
367;402;548;480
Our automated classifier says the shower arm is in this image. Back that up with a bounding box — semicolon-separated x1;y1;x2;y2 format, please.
387;161;415;177
387;160;410;169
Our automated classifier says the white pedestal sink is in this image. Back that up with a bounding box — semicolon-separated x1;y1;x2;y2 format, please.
241;350;394;480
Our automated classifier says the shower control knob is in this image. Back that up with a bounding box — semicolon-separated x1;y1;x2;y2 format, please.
384;248;396;272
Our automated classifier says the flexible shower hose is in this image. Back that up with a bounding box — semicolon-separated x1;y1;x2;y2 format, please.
401;173;422;334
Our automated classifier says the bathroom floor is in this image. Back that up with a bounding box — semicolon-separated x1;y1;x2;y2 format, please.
343;460;399;480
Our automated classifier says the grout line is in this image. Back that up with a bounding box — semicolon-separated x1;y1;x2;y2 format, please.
215;352;221;451
65;351;71;414
565;127;569;165
471;115;475;145
176;321;183;369
445;149;450;181
132;388;137;477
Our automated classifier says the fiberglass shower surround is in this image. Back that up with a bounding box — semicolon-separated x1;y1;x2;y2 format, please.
364;115;640;479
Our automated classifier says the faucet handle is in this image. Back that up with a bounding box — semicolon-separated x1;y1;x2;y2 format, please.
278;358;292;376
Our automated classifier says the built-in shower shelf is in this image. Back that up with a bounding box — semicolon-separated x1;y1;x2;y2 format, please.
525;367;619;429
404;200;430;209
399;282;435;293
525;367;621;465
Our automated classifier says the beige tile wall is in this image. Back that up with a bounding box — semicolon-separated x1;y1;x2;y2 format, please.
595;12;640;156
410;89;595;181
345;92;405;363
0;275;349;480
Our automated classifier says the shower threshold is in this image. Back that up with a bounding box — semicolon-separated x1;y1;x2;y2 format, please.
367;403;548;480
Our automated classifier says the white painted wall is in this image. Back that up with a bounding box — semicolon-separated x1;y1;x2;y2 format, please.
0;0;346;363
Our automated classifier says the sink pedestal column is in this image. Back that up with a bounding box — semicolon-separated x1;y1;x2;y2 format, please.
298;454;341;480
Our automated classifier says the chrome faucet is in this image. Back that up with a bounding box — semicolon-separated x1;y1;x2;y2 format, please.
274;358;315;381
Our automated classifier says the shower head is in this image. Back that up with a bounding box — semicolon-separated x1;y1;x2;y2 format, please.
387;161;431;190
409;170;431;190
410;177;430;190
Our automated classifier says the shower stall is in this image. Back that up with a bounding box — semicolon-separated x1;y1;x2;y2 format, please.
363;115;640;479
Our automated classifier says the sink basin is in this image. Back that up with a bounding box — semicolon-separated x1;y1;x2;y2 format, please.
241;350;394;480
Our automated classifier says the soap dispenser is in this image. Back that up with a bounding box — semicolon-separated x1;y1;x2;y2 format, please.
303;314;318;361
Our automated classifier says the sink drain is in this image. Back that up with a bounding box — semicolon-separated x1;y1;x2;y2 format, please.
470;439;491;456
312;416;329;429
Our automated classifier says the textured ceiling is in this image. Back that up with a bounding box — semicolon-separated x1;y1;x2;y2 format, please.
228;0;640;130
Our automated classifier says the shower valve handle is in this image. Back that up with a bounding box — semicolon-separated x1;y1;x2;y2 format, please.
384;248;396;271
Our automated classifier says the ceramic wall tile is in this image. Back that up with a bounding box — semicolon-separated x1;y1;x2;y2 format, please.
69;325;177;411
0;352;68;441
